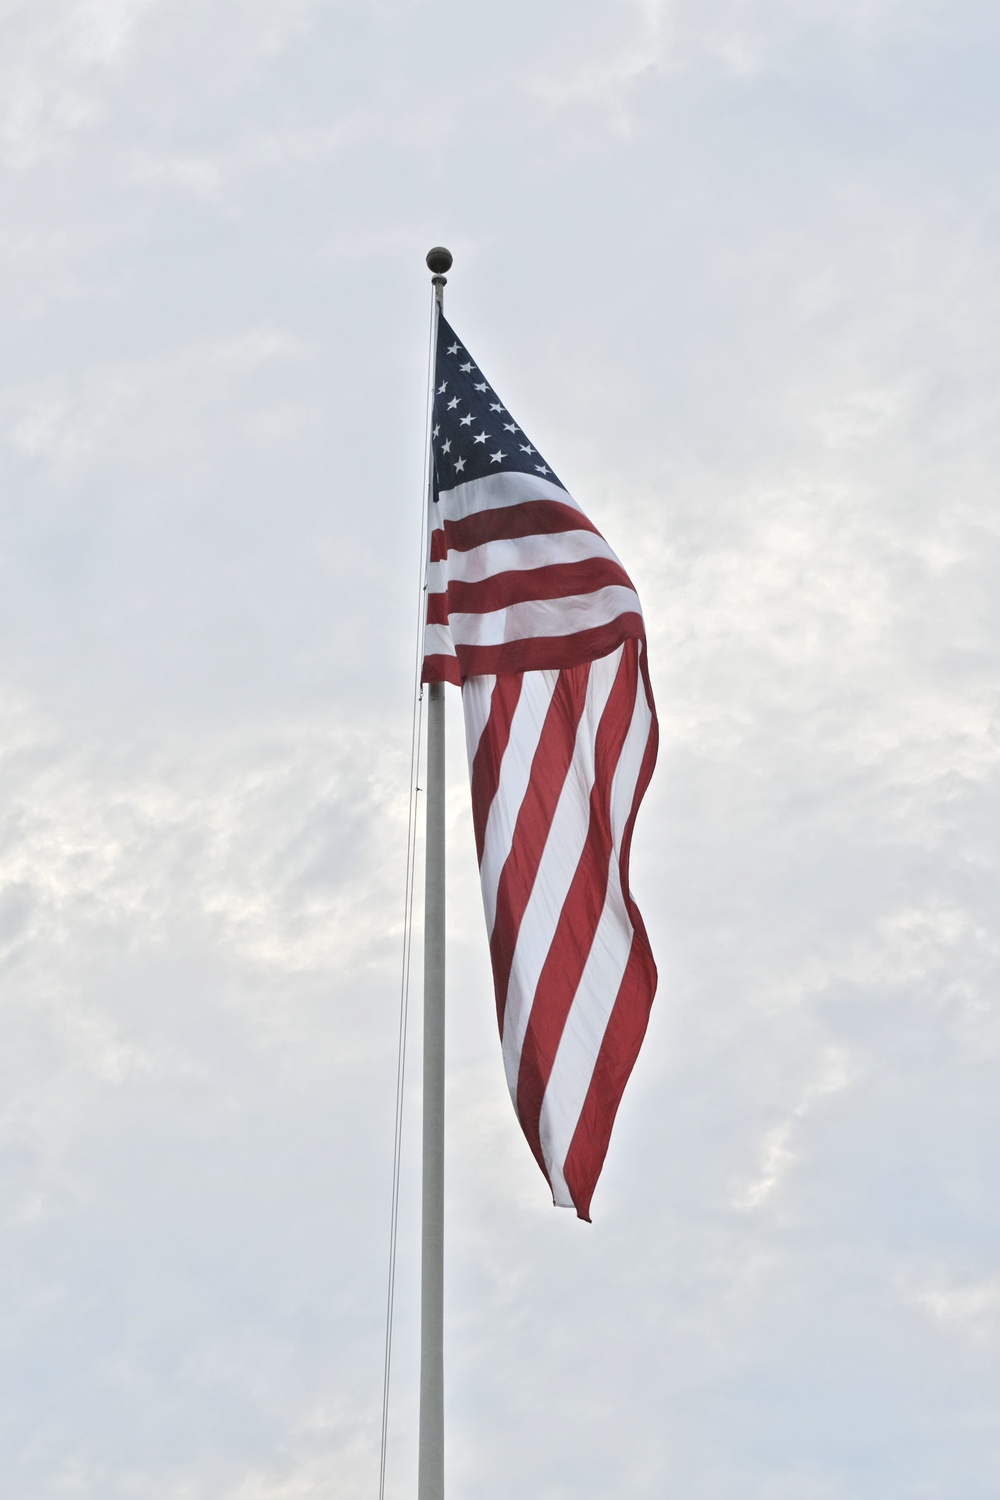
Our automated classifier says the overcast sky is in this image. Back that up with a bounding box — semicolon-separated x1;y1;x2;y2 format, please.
1;1;999;1496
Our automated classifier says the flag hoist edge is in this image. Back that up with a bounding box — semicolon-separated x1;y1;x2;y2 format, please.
422;313;658;1222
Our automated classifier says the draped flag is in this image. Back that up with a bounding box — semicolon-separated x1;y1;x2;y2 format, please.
422;314;658;1222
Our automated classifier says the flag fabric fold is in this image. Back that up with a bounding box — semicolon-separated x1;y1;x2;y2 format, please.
422;313;658;1221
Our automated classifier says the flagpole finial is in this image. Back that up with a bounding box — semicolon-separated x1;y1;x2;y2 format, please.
426;246;453;283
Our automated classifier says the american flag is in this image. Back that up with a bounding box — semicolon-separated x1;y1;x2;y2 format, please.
422;314;658;1222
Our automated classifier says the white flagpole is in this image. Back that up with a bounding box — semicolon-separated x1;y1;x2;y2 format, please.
419;245;452;1500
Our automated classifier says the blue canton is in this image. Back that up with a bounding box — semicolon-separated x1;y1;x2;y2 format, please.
431;314;564;500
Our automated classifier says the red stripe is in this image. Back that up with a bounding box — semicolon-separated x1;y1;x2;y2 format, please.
562;933;657;1222
445;558;634;617
445;615;645;682
439;500;600;556
422;617;645;685
426;592;449;626
468;675;523;865
487;666;591;1032
421;653;461;686
430;527;447;563
514;645;640;1179
562;642;659;1220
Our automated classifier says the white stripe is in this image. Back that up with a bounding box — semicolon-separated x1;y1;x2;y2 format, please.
437;470;583;522
536;681;653;1204
422;622;456;659
499;649;623;1100
461;673;496;772
426;529;622;595
540;855;632;1207
479;671;559;935
448;584;642;648
610;672;654;849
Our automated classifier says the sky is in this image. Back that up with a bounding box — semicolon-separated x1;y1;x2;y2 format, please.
1;0;999;1495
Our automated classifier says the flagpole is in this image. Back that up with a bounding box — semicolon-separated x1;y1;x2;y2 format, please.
419;245;452;1500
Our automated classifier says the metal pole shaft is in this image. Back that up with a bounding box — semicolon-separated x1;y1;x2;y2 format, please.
418;253;450;1500
419;678;445;1500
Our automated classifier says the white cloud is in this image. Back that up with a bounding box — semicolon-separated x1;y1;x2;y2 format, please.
667;0;945;75
919;1276;1000;1342
734;1046;860;1208
529;0;668;115
0;0;153;166
0;0;998;1493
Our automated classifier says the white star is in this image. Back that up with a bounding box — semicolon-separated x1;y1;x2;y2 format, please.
474;381;488;392
447;342;460;354
489;449;506;463
503;422;519;433
535;463;550;475
437;381;447;394
474;431;489;444
442;439;452;453
489;402;504;413
460;361;473;373
460;414;474;426
454;456;466;472
447;397;460;410
519;443;535;454
432;424;439;438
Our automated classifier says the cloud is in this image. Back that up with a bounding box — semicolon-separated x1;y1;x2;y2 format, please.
0;0;153;167
734;1046;860;1209
5;330;299;463
528;0;668;115
919;1275;1000;1342
1;0;999;1494
526;0;944;114
667;0;945;76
